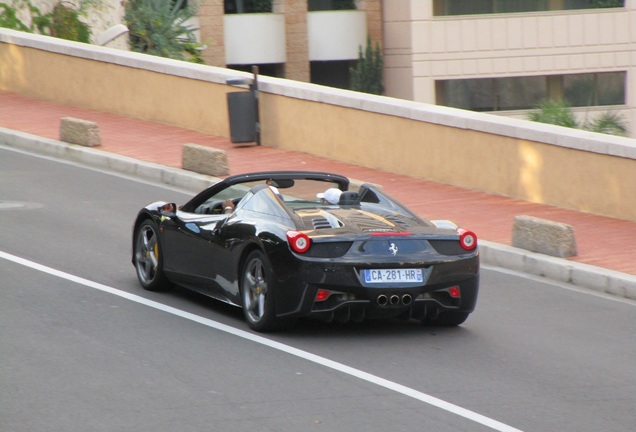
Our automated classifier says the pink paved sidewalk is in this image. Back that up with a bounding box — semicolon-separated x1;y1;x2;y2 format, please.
1;91;635;276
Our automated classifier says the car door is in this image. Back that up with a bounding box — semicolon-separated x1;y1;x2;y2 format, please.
161;210;231;296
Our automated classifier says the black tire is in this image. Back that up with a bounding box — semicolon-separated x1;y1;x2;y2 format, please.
240;250;290;332
424;311;470;327
133;220;172;292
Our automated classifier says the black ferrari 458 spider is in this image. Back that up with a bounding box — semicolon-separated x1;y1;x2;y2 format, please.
132;171;479;331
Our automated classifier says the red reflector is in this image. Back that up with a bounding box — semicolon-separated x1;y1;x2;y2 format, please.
448;286;461;298
315;289;331;301
370;232;413;237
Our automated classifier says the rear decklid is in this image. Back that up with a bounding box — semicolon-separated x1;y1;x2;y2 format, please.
290;208;476;261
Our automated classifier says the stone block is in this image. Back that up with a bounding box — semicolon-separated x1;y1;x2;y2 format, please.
182;143;229;177
512;215;577;258
59;117;101;147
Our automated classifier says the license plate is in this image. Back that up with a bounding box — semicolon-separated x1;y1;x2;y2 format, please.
363;268;423;284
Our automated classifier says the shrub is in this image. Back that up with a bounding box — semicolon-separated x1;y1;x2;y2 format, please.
527;100;578;129
527;100;629;137
0;3;31;31
0;1;90;43
49;3;90;43
125;0;203;62
350;37;384;95
585;111;628;136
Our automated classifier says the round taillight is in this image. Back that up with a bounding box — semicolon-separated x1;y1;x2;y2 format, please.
287;231;311;253
458;229;477;251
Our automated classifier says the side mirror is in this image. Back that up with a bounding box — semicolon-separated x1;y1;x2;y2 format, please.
159;203;177;217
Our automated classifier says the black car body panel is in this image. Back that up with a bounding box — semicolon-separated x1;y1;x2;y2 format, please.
132;171;479;329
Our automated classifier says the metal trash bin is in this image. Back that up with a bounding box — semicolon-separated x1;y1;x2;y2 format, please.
226;67;260;145
227;91;256;143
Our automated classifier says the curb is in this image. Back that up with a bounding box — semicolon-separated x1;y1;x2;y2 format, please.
0;128;215;192
480;241;636;300
3;127;635;301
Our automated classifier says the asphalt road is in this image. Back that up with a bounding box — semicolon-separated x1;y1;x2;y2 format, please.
1;147;635;432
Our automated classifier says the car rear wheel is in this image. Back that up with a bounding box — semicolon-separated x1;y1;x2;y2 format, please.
134;220;171;292
241;250;288;332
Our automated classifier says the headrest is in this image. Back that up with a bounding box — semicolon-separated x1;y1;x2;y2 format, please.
338;191;359;205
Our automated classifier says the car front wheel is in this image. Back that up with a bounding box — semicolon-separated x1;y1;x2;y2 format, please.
134;220;171;292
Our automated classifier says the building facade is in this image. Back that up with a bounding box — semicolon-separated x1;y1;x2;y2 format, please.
6;0;634;136
382;0;635;136
198;0;383;87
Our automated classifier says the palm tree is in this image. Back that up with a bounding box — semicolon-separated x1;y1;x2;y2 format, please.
125;0;203;63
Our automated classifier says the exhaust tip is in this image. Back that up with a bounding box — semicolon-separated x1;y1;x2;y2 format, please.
377;294;388;306
390;295;400;305
402;294;412;305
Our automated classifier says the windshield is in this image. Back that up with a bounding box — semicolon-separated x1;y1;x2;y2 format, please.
188;178;345;215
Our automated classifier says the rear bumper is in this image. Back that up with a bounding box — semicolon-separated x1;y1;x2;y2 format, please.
306;275;479;323
273;255;479;322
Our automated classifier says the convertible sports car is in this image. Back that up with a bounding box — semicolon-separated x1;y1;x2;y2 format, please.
132;171;479;331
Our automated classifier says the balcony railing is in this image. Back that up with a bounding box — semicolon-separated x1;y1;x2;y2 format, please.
307;10;366;61
224;13;286;65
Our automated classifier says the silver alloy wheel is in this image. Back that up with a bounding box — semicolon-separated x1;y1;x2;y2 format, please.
135;223;159;285
242;256;268;324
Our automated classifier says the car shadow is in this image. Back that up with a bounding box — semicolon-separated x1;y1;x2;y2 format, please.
159;283;245;319
146;282;477;341
284;317;476;341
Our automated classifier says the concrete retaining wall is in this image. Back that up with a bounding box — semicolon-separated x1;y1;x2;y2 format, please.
1;28;635;222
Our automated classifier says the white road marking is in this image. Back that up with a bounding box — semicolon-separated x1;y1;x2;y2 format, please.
1;250;524;432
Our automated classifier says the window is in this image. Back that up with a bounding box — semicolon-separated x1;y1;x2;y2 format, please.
563;72;626;107
437;76;546;111
224;0;272;14
308;0;356;11
564;0;625;9
227;63;284;78
310;60;355;90
433;0;624;16
436;72;626;112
